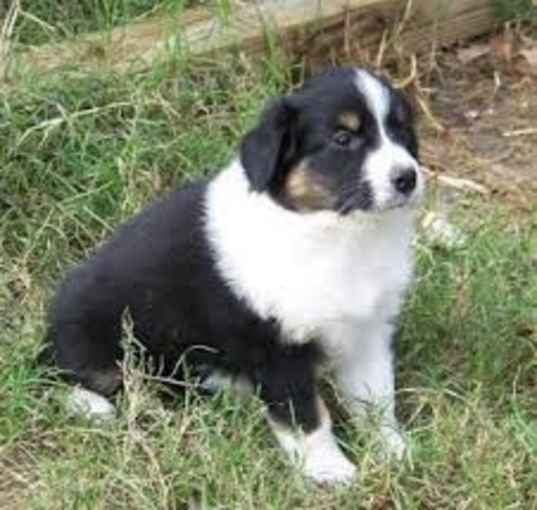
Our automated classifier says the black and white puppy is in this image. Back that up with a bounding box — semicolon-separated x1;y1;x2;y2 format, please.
46;67;424;484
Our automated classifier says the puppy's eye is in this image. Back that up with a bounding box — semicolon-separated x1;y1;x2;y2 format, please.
333;131;353;147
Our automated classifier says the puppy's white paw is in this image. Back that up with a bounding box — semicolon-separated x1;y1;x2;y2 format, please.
379;426;407;460
199;370;234;393
199;369;253;398
268;399;357;486
66;387;116;421
303;449;357;485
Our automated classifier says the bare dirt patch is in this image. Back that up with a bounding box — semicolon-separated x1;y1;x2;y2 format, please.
419;30;537;212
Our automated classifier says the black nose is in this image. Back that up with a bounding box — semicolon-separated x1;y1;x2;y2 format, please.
392;168;417;195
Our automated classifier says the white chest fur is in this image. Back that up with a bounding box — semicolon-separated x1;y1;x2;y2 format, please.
205;162;415;346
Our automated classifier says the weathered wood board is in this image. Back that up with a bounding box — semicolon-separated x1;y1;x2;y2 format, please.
5;0;498;78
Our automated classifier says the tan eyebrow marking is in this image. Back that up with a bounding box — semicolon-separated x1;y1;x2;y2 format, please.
338;111;361;131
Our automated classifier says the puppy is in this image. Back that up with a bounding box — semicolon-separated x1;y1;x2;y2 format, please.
46;67;424;485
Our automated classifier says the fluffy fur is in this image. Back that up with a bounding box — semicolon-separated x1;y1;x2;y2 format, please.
45;67;424;485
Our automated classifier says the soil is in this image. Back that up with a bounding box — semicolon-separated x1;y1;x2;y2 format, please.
418;39;537;213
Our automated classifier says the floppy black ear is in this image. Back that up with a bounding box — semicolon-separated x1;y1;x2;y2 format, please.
240;98;298;192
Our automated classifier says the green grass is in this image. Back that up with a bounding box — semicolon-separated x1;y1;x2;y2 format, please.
9;1;256;46
10;0;193;45
2;22;537;509
492;0;537;23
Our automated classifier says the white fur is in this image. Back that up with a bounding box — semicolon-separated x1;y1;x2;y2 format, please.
206;161;415;347
66;387;116;421
200;369;253;398
329;320;406;458
355;69;424;211
199;370;235;393
268;402;357;484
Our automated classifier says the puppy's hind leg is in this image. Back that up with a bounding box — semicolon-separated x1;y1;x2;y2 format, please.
199;368;253;398
51;319;123;420
66;386;117;421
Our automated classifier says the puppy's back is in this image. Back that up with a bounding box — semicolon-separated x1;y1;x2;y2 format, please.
46;181;214;392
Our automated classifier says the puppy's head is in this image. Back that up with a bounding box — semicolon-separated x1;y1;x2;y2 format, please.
240;67;423;214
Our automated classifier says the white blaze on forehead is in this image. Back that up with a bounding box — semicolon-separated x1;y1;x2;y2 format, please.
353;68;422;211
354;69;390;124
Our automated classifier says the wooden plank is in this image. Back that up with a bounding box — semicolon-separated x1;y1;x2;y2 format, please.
5;0;497;78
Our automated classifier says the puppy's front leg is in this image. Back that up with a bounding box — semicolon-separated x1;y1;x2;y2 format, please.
257;351;356;485
331;321;406;459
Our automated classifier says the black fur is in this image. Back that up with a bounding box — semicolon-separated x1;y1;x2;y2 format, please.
240;98;298;192
47;182;322;431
